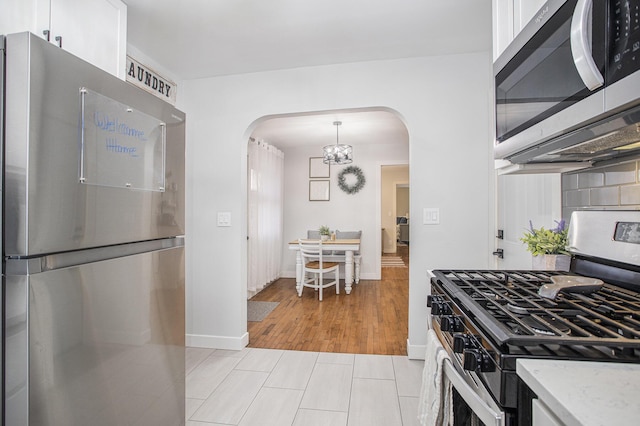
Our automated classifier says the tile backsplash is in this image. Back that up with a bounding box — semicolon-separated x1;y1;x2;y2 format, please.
562;156;640;220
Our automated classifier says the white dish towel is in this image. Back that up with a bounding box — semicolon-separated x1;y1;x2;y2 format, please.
418;328;453;426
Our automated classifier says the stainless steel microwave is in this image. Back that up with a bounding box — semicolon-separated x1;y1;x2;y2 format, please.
494;0;640;166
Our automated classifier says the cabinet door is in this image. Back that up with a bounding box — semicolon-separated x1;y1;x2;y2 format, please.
492;0;514;60
49;0;127;79
493;0;547;60
513;0;548;34
532;399;564;426
0;0;49;38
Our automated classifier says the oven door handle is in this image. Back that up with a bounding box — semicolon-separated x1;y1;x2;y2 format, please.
443;360;506;426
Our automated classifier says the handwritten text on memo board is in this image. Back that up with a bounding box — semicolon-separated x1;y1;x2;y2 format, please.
80;88;166;192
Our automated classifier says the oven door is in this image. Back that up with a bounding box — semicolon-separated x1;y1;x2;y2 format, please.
427;295;508;425
443;362;506;426
494;0;607;159
433;326;507;426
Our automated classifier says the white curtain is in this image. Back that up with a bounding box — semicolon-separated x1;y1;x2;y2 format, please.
247;139;284;298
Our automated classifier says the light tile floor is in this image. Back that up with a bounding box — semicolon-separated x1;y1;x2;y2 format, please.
186;347;425;426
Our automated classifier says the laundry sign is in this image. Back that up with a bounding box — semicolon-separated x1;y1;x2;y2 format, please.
126;55;177;104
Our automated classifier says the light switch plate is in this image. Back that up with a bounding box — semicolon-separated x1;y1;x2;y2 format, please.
423;208;440;225
217;212;231;227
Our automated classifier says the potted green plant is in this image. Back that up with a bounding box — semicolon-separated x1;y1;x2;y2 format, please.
318;225;331;241
520;219;570;271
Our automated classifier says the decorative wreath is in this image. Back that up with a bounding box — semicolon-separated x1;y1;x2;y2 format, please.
337;165;366;194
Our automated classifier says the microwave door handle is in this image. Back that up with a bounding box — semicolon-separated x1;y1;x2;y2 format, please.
570;0;604;90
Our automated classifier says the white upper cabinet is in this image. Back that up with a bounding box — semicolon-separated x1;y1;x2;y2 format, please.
513;0;548;34
1;0;127;79
493;0;547;61
492;0;514;62
0;0;48;36
49;0;127;79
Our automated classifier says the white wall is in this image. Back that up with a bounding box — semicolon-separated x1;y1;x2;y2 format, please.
280;143;408;280
181;52;495;356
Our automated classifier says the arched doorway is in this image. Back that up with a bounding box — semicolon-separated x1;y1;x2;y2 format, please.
244;107;410;354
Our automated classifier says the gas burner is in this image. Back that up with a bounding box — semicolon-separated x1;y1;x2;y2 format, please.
519;316;571;336
476;290;502;300
502;279;516;289
506;302;529;315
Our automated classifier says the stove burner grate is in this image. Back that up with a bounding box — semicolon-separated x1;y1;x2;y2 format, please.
517;316;572;335
433;269;640;360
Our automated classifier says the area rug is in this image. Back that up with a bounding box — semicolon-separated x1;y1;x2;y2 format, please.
247;301;280;322
381;256;407;267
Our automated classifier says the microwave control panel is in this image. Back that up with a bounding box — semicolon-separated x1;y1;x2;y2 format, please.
609;0;640;83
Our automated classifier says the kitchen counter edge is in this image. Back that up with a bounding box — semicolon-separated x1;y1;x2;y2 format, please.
516;359;640;426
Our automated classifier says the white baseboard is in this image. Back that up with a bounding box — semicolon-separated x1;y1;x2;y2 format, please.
187;333;424;359
406;338;426;360
187;332;249;350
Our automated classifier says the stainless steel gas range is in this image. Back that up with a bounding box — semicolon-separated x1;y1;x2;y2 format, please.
428;210;640;425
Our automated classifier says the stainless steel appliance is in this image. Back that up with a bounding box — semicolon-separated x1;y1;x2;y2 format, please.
428;210;640;425
2;32;186;425
494;0;640;167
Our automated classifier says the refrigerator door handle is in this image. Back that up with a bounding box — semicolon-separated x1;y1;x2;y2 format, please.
79;87;87;183
6;237;184;275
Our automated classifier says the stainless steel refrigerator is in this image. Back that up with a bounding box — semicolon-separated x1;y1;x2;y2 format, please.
2;32;186;425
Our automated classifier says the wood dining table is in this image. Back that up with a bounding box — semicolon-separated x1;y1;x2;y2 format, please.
288;239;361;295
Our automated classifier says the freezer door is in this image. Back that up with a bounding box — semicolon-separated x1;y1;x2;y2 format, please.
4;32;185;256
4;243;185;425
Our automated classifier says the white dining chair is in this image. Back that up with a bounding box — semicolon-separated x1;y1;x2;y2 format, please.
298;239;340;301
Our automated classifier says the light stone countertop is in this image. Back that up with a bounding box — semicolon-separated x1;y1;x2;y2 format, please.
517;359;640;426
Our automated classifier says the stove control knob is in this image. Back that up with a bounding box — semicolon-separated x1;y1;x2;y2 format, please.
463;349;495;373
463;349;482;371
440;315;464;333
430;301;451;316
431;301;442;315
426;295;438;307
452;334;471;353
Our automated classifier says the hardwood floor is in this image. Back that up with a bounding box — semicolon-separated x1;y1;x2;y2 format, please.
247;245;409;355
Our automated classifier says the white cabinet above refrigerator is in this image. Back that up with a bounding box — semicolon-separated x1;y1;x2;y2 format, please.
0;0;127;79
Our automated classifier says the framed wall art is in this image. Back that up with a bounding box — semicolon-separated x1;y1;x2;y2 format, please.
309;157;330;178
309;180;330;201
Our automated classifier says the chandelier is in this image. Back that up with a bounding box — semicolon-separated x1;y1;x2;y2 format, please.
323;121;353;165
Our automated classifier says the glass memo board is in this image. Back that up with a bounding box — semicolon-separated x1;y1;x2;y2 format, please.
80;88;166;192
